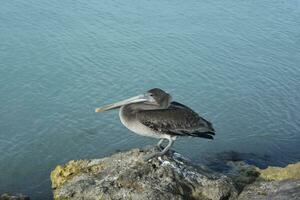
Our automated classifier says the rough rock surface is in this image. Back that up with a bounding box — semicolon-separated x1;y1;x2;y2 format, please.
50;147;300;200
257;162;300;181
237;162;300;200
51;147;238;200
238;180;300;200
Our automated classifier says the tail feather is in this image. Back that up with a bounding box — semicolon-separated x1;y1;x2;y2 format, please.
196;132;214;140
200;116;215;132
183;130;215;140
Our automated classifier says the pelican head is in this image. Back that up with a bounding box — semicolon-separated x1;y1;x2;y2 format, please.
95;88;172;112
147;88;172;108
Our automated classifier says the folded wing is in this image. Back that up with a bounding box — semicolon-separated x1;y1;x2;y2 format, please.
137;101;215;139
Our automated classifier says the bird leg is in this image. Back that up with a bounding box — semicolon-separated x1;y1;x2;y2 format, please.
156;138;165;150
144;138;174;161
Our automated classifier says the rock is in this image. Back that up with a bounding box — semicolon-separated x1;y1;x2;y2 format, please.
0;194;30;200
257;162;300;181
50;148;300;200
225;161;260;192
51;147;238;200
238;162;300;200
238;180;300;200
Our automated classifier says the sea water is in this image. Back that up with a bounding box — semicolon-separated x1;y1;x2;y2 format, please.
0;0;300;199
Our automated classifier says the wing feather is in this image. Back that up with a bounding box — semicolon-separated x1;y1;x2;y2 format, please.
137;101;215;139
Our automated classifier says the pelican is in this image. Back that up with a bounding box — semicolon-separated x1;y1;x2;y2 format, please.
95;88;215;161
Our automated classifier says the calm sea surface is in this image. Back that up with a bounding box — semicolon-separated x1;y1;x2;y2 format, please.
1;0;300;199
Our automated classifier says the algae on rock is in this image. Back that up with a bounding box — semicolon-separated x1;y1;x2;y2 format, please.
257;162;300;181
51;160;89;189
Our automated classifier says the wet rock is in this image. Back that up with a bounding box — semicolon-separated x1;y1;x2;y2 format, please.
203;151;300;197
0;193;30;200
225;161;260;192
50;147;238;200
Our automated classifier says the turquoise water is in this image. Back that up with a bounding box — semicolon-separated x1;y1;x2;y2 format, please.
1;0;300;199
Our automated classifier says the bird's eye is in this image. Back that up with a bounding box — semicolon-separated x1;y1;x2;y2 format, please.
150;94;153;97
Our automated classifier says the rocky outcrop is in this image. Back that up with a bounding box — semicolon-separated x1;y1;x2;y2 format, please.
50;147;300;200
51;147;238;200
238;179;300;200
257;162;300;181
237;162;300;200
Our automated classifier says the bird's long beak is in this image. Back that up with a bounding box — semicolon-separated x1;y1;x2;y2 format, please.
95;94;150;113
